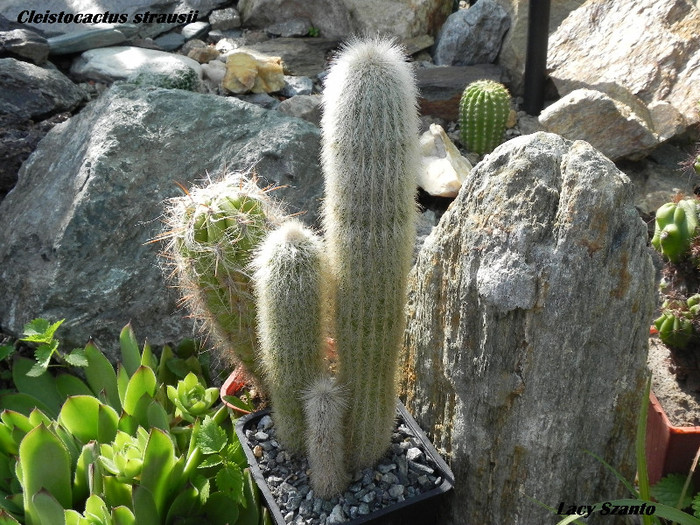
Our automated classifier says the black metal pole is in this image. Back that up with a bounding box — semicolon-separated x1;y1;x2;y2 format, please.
523;0;551;116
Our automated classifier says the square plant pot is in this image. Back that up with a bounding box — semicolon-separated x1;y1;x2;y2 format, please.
235;400;455;525
646;390;700;485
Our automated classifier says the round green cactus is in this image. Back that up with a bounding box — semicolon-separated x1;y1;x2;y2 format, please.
651;199;698;263
459;79;511;155
655;298;696;349
163;174;282;389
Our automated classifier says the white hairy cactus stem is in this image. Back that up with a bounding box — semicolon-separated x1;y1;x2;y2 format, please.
303;376;350;498
253;219;327;453
321;38;419;470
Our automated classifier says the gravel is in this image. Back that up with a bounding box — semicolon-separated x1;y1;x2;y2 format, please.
243;413;444;524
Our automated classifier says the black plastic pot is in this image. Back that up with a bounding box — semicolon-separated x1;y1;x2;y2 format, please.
235;400;455;525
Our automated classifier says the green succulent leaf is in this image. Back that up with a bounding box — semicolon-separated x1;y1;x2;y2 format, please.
32;489;66;525
132;483;160;524
202;492;240;525
55;374;93;399
164;483;201;524
141;428;176;518
0;345;15;362
123;366;157;417
120;324;142;378
84;341;120;412
111;506;136;525
0;508;21;524
73;442;101;507
11;357;61;417
59;396;119;444
0;394;53;419
19;424;72;524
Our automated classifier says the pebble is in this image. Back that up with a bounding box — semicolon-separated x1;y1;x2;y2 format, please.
182;22;210;40
243;412;443;524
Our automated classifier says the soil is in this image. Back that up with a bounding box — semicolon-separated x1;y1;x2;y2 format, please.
649;336;700;427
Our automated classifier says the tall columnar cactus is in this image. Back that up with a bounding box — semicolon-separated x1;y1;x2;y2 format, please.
651;199;698;263
302;377;349;498
163;174;281;389
252;220;327;453
459;79;511;155
321;38;419;470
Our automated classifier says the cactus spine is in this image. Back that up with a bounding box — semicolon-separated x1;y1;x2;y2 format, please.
459;79;510;155
164;174;281;388
302;377;350;498
321;38;419;470
253;220;326;453
651;199;698;263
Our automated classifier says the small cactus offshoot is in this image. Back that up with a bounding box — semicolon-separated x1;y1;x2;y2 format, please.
651;199;698;263
458;79;511;155
654;295;700;349
162;174;282;389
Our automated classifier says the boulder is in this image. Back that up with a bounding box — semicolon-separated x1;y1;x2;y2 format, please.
492;0;585;95
0;84;323;354
0;57;84;120
548;0;700;131
432;0;510;66
222;51;285;94
70;46;202;83
238;38;337;77
47;28;128;55
277;94;322;126
538;88;658;161
401;132;655;523
416;64;503;121
342;0;453;39
237;0;354;39
209;7;241;31
0;28;49;64
418;123;472;197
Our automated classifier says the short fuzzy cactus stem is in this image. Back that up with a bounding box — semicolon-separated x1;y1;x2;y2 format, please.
163;174;281;389
651;199;699;263
459;79;511;155
253;220;326;453
321;38;419;470
302;376;350;498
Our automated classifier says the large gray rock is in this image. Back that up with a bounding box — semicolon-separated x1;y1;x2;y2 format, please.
0;84;323;354
237;0;354;38
0;57;84;120
538;88;658;161
400;132;655;524
548;0;700;132
0;28;49;64
343;0;452;39
47;28;128;55
432;0;510;66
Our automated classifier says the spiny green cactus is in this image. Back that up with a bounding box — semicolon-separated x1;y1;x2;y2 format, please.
459;79;511;155
654;295;700;349
321;38;419;470
252;219;326;453
163;174;282;389
651;199;698;263
302;377;349;498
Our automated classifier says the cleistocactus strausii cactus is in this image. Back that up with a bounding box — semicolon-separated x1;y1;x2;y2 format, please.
321;38;419;470
163;174;281;389
651;199;698;263
302;376;349;498
252;219;327;453
458;79;511;155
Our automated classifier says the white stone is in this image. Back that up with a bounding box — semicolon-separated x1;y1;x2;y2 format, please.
418;124;472;197
70;46;202;82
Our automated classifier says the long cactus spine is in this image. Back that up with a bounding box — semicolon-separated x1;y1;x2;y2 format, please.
321;38;419;470
163;174;280;388
459;79;510;155
253;220;326;453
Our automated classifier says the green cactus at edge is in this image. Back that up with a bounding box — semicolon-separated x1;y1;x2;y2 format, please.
321;38;419;471
654;294;700;349
252;219;327;453
163;174;282;390
459;79;511;155
651;199;698;263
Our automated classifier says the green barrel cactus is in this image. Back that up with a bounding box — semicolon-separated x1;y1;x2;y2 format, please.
321;38;419;470
459;79;511;155
252;219;326;453
163;174;282;389
651;199;698;263
654;297;698;350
